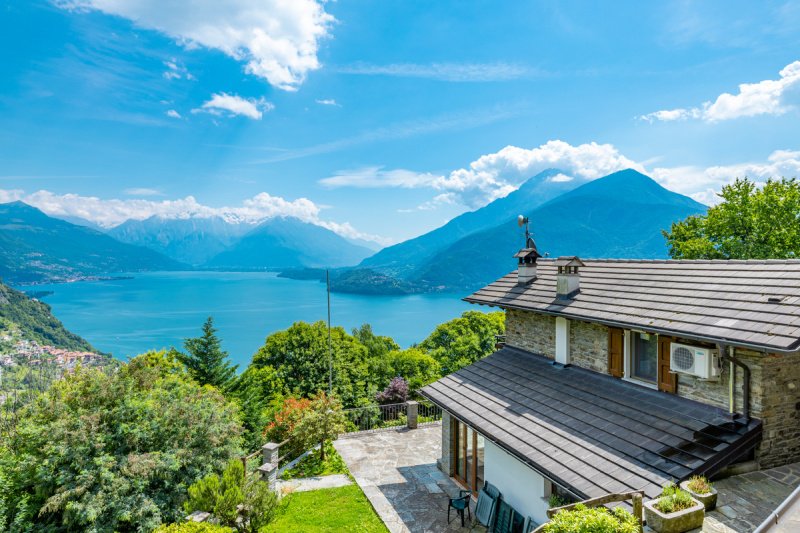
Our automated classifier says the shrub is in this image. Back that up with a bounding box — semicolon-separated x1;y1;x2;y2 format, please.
155;523;234;532
543;504;639;533
685;475;713;494
240;478;279;532
375;376;409;404
655;482;695;514
291;392;346;461
548;493;570;509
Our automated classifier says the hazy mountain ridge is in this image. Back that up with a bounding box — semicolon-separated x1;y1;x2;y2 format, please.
0;202;184;284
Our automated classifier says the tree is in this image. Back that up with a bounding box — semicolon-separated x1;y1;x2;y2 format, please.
664;177;800;259
382;348;441;392
420;311;505;375
231;365;283;451
0;351;244;532
291;392;346;461
251;321;375;408
177;317;237;390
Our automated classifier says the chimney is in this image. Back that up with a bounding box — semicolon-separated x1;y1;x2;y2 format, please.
514;215;541;285
555;256;584;299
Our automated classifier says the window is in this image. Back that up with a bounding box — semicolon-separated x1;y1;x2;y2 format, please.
630;331;658;383
452;419;485;495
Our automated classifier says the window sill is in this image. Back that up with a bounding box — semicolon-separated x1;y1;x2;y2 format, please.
622;377;658;390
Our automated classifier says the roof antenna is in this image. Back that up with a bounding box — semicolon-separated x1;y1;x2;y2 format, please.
517;215;534;249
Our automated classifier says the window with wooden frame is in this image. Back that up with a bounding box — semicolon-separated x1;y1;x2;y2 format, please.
451;419;485;495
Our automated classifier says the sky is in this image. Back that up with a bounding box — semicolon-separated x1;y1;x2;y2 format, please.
1;0;799;246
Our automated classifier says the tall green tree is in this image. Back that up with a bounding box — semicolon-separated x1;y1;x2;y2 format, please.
251;321;376;408
177;317;237;390
664;177;800;259
420;310;505;375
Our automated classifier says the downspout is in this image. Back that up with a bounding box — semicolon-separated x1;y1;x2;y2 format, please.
717;343;751;422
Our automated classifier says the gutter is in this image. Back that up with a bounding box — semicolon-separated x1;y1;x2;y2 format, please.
753;483;800;533
717;343;752;422
466;298;793;355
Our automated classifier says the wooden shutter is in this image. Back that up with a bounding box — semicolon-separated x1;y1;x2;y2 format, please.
658;336;677;393
608;328;624;378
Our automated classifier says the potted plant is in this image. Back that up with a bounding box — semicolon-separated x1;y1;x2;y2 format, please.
680;475;717;511
643;482;704;533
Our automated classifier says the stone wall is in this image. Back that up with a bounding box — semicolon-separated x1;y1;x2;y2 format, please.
439;411;454;476
504;307;800;469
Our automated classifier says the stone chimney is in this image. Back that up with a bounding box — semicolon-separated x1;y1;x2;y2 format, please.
555;256;584;299
514;236;541;285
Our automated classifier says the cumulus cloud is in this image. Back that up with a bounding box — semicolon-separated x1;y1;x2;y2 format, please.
337;62;536;82
652;149;800;204
166;109;181;119
3;188;387;245
193;93;273;120
124;187;163;196
321;140;642;208
55;0;334;90
162;59;194;81
640;60;800;122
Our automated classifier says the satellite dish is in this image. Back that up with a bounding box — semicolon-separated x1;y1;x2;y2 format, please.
517;215;528;227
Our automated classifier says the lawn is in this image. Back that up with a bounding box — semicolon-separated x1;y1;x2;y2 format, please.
263;485;388;533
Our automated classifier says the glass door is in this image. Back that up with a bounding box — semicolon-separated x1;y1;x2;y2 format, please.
452;420;483;495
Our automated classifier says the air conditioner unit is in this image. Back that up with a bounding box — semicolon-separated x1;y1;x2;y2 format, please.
670;343;720;380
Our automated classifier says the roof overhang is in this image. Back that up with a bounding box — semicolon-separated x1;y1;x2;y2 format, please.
420;347;762;500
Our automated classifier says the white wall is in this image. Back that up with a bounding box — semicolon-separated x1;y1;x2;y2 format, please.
484;440;549;525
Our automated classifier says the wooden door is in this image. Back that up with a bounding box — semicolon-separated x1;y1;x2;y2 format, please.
657;336;677;393
608;328;624;378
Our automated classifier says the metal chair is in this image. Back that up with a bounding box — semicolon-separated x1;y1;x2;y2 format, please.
474;487;499;530
448;489;472;527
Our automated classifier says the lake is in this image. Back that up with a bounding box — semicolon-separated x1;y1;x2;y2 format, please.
28;271;473;368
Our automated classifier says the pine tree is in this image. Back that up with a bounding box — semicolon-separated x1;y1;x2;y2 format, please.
177;317;237;389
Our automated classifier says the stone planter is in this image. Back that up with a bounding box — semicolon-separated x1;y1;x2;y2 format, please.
680;480;718;511
644;497;704;533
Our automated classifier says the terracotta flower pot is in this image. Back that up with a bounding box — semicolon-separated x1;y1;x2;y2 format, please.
644;497;704;533
680;480;718;511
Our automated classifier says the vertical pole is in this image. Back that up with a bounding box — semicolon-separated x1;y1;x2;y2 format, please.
327;269;332;394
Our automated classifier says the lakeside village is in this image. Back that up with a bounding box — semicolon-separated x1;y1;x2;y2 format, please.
0;335;104;369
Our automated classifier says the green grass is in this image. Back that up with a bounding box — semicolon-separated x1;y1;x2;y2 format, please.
263;485;388;533
280;442;349;480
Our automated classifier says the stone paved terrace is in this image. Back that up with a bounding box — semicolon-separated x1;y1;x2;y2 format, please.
334;424;485;533
335;423;800;533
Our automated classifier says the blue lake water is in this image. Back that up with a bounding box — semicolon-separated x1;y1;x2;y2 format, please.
28;271;473;368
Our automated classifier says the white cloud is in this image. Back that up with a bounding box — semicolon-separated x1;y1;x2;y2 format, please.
55;0;334;91
651;149;800;205
315;98;339;106
193;93;273;120
337;62;537;82
162;59;194;81
166;109;181;119
321;140;642;208
641;60;800;122
3;188;387;245
124;187;162;196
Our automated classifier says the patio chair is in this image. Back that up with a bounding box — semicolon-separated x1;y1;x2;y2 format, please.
448;489;472;528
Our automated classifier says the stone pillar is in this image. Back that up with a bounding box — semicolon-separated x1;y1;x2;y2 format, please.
439;410;453;475
406;400;418;429
260;442;280;491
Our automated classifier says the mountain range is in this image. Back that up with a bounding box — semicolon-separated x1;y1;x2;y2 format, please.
0;201;183;284
0;169;707;292
295;169;705;293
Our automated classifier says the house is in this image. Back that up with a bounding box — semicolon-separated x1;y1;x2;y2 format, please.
420;246;800;526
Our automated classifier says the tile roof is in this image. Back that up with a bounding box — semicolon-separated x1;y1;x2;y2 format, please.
465;259;800;352
420;347;762;501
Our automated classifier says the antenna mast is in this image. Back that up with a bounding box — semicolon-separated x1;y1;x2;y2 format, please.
327;269;332;394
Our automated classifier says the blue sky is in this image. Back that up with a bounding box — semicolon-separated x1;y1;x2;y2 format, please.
1;0;799;245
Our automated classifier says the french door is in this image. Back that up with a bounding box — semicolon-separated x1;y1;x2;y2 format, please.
453;420;485;495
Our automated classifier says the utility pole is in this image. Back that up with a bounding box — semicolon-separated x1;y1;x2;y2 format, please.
327;269;332;394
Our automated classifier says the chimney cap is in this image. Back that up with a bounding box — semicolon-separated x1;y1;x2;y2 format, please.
514;236;541;259
554;256;585;268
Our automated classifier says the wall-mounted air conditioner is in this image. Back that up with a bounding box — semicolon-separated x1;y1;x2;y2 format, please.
670;343;720;380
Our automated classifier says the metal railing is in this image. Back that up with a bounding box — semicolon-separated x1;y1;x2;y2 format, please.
418;399;443;425
341;402;408;434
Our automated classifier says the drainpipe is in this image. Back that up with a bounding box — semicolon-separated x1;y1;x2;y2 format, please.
717;343;751;423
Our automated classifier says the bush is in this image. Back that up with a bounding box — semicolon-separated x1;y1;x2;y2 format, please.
155;523;234;532
655;482;695;514
375;376;409;404
685;475;713;494
185;460;278;533
543;504;639;533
